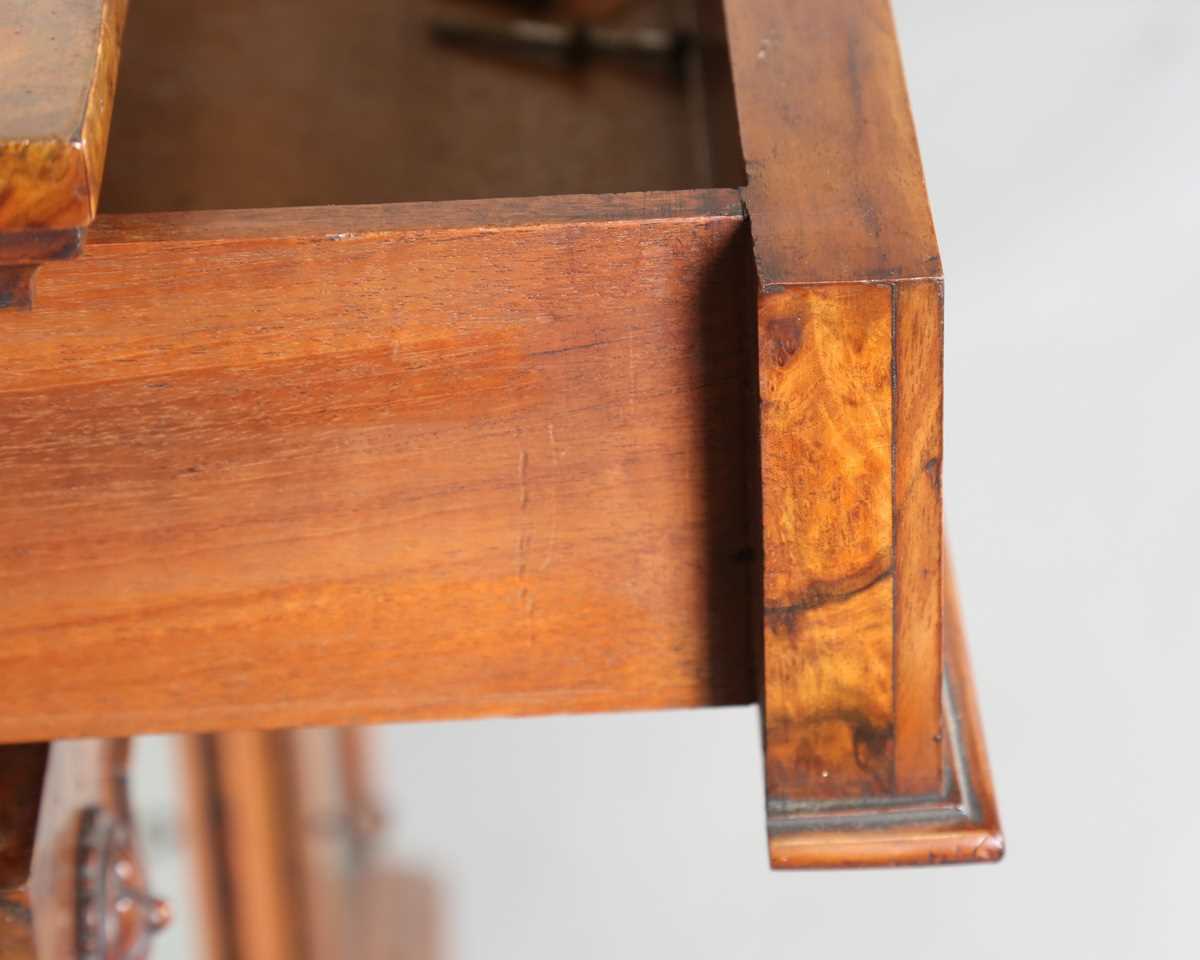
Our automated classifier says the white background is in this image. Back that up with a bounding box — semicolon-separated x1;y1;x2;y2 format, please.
135;2;1200;956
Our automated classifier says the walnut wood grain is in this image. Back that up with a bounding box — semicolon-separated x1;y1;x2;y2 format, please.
0;190;756;743
759;282;895;800
0;0;127;232
768;560;1003;868
726;0;952;827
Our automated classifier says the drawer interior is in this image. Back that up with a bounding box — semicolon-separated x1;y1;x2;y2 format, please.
100;0;743;214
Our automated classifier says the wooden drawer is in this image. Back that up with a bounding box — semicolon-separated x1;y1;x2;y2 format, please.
1;0;1000;871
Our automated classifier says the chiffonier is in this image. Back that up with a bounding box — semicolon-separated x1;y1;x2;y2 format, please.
1;0;1001;956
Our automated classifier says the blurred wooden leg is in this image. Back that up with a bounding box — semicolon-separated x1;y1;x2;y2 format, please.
181;727;432;960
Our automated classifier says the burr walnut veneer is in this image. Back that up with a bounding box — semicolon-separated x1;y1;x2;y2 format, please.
1;0;1001;887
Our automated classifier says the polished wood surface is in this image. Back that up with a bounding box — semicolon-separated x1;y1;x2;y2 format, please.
0;0;127;231
759;282;895;800
726;0;950;824
722;0;939;285
768;562;1003;868
0;190;756;743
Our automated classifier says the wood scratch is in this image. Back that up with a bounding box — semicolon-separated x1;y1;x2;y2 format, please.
542;423;560;571
518;532;535;647
517;446;534;645
517;528;534;646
